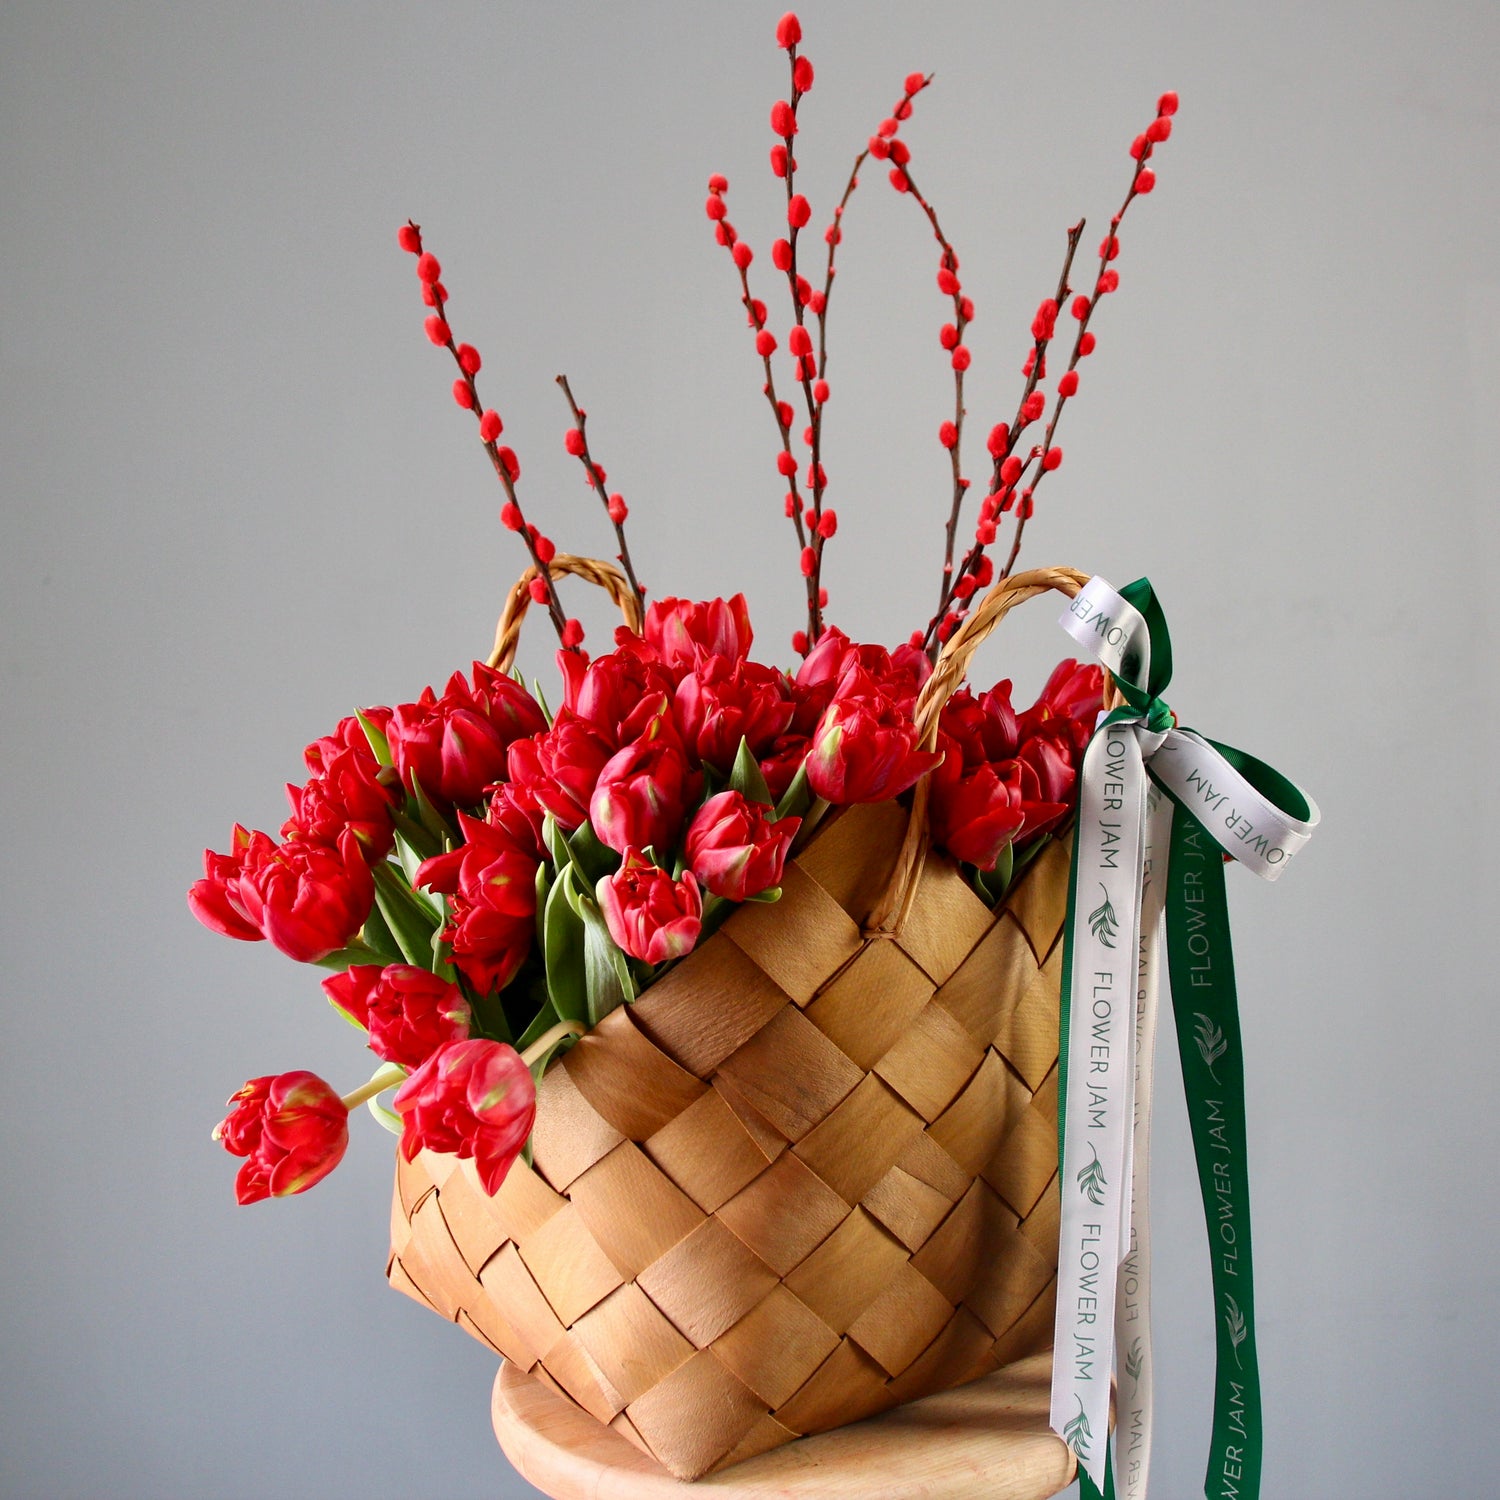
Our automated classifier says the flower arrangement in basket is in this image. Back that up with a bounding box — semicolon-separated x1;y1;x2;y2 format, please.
194;15;1317;1498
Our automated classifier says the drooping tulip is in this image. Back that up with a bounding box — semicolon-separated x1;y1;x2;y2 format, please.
214;1070;349;1205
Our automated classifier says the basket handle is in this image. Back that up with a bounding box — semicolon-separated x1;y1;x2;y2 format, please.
487;554;645;674
865;565;1119;937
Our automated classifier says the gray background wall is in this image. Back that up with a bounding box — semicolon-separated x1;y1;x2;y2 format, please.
3;2;1495;1497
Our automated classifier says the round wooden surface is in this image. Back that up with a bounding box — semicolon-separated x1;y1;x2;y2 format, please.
492;1351;1075;1499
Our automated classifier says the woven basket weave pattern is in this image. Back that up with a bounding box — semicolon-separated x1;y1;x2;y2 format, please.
389;797;1067;1480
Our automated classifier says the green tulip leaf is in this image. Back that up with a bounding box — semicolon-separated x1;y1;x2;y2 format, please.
530;678;554;727
358;901;401;964
1011;833;1050;883
312;939;385;972
373;861;442;970
390;808;441;861
543;813;572;874
516;997;562;1051
557;860;594;918
745;885;782;904
990;839;1016;899
534;861;554;947
428;913;457;984
729;736;775;807
580;898;633;1026
367;1096;403;1136
356;710;393;768
325;994;368;1031
542;873;588;1026
393;829;442;916
567;820;619;885
774;760;812;822
409;773;458;847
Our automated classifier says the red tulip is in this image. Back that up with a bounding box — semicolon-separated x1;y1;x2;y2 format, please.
485;781;547;862
929;737;1070;870
192;826;374;963
387;662;545;809
282;742;399;858
1034;658;1105;724
758;732;811;800
806;673;943;804
793;627;933;731
507;708;616;831
322;964;471;1070
674;655;795;772
563;639;676;740
1018;732;1077;806
940;684;1020;767
416;812;538;995
685;791;800;900
598;849;703;964
589;732;697;856
393;1038;536;1195
214;1070;349;1205
301;708;391;776
188;824;274;943
236;829;375;963
641;594;754;680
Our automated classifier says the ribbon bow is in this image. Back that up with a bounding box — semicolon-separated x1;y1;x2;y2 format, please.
1049;577;1319;1500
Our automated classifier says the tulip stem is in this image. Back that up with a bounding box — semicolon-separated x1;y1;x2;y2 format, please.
341;1063;407;1112
791;795;831;854
520;1019;585;1068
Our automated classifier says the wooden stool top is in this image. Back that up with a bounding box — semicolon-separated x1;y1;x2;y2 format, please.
492;1351;1075;1499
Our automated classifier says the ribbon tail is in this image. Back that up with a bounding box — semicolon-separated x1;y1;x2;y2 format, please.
1052;722;1148;1488
1115;786;1169;1499
1166;807;1264;1500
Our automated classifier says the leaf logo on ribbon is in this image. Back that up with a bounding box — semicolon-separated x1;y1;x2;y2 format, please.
1194;1013;1227;1082
1125;1337;1144;1385
1077;1144;1107;1206
1224;1293;1248;1368
1063;1397;1093;1461
1088;885;1119;948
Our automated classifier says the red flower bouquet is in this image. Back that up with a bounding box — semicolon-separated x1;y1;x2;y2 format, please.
195;11;1204;1487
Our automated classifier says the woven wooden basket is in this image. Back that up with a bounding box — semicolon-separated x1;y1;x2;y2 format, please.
388;561;1102;1481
